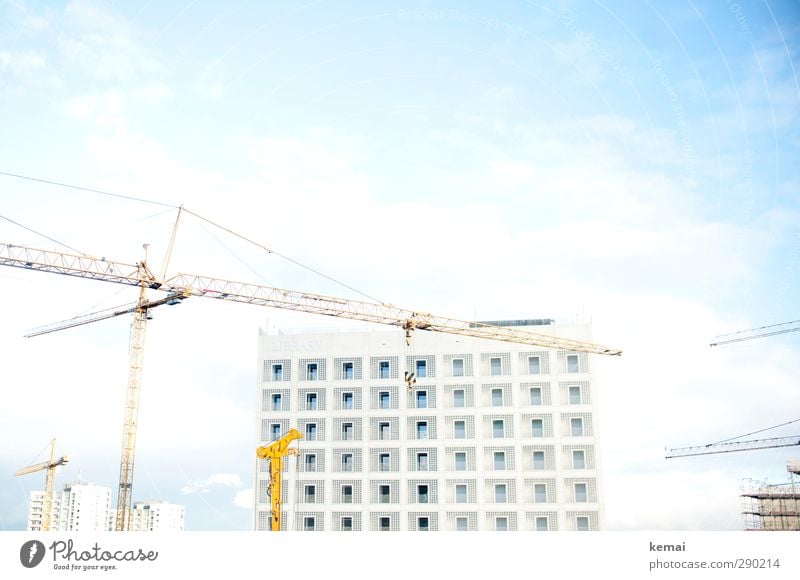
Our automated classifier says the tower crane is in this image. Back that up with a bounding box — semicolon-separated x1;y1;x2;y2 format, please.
1;239;622;530
255;428;303;531
666;436;800;459
710;319;800;347
15;439;70;531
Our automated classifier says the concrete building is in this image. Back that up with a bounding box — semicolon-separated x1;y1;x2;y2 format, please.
741;461;800;531
129;500;185;531
254;320;603;531
27;482;114;532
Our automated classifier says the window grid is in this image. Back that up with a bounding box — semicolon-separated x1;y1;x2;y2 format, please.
295;480;324;504
486;512;517;531
558;351;588;374
408;448;438;471
297;418;325;441
406;385;437;409
334;418;363;441
447;511;478;531
447;479;477;503
370;481;400;504
560;381;591;405
526;478;557;503
332;512;362;530
526;511;559;531
444;384;474;408
522;382;552;406
262;388;290;412
486;479;516;503
446;416;475;439
332;448;362;472
370;386;399;409
523;414;554;438
485;415;514;438
408;416;437;440
370;512;399;531
443;354;473;377
405;354;436;379
299;449;325;472
263;359;291;382
446;447;476;471
408;480;438;504
294;511;324;531
484;446;515;470
561;413;593;437
563;445;595;469
369;417;399;441
299;358;327;381
567;511;599;531
523;445;556;470
261;418;289;442
370;356;399;380
334;387;362;410
519;351;550;375
565;478;598;503
483;383;512;407
333;357;363;380
370;448;400;472
333;480;362;504
408;512;439;531
481;352;511;376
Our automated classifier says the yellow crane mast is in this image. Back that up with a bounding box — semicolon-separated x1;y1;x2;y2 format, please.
256;428;303;531
15;439;70;531
1;240;622;531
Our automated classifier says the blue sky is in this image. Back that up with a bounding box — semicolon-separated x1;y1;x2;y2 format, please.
0;0;798;530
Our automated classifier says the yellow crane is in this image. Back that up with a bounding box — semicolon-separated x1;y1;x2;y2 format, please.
1;239;622;530
256;428;303;531
15;439;70;531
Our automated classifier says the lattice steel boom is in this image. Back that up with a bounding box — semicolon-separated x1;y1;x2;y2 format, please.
666;436;800;458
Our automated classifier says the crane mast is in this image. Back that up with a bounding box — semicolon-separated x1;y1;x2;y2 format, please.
15;439;70;531
256;428;303;531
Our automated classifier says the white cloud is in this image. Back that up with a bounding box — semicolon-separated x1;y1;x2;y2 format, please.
181;473;243;495
233;488;253;509
194;60;226;100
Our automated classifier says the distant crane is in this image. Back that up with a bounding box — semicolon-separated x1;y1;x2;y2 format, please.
255;428;303;531
666;436;800;459
1;235;622;531
710;319;800;347
15;439;70;531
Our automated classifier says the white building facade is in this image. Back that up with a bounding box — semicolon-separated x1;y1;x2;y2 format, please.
255;320;603;531
129;500;185;531
27;482;114;532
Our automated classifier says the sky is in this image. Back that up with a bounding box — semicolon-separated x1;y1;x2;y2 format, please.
0;0;798;531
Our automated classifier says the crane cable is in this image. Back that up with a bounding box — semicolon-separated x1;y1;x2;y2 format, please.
709;417;800;446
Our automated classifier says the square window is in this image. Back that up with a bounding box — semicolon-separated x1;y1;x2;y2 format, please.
272;364;283;381
495;516;508;531
270;423;281;441
379;485;391;504
529;388;542;406
455;484;467;503
341;516;353;531
379;361;390;379
416;391;428;409
491;388;503;407
567;354;579;373
303;516;315;531
571;418;584;436
528;356;541;374
575;483;588;503
533;451;545;470
306;392;318;410
490;357;502;376
454;452;467;471
342;392;354;409
379;453;391;472
531;419;544;438
453;389;465;408
417;452;429;471
416;360;427;378
305;423;317;441
492;419;505;438
379;422;391;440
452;358;464;377
416;421;428;439
304;485;316;504
305;454;317;472
341;485;353;503
271;393;282;411
379;516;391;531
576;516;590;531
535;516;548;531
534;483;547;503
494;451;506;470
307;363;318;381
342;361;354;380
569;386;582;404
341;453;353;472
573;450;586;469
495;484;507;503
418;516;429;531
342;422;354;440
418;484;429;504
379;391;390;409
454;420;466;439
455;516;468;531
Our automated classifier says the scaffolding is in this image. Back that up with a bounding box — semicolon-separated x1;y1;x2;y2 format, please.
740;461;800;531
